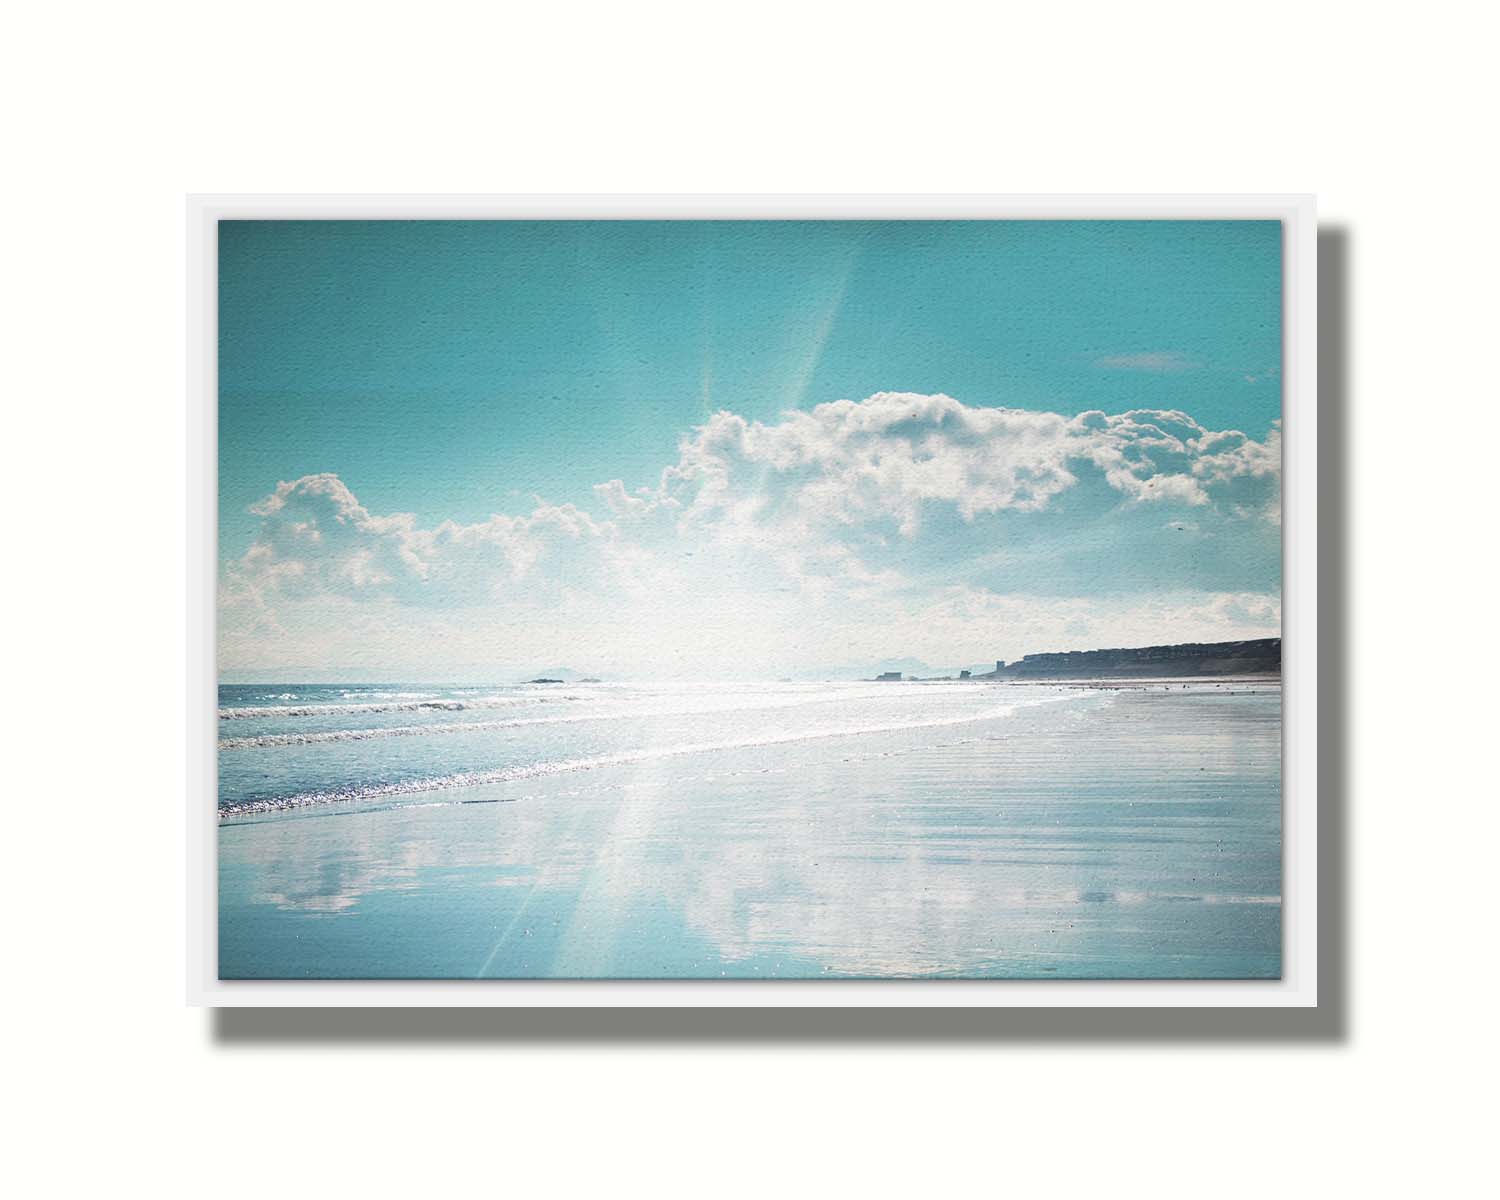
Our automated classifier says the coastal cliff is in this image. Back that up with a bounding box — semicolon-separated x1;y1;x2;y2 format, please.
980;637;1280;680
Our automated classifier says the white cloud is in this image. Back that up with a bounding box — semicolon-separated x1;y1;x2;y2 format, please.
232;471;626;607
592;478;659;517
636;392;1279;541
220;394;1281;677
1094;351;1201;372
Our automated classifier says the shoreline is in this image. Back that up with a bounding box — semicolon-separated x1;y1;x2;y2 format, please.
988;675;1281;690
214;679;1277;825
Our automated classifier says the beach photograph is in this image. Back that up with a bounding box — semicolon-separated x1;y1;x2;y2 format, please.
216;218;1284;979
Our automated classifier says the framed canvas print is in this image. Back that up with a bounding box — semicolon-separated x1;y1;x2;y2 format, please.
188;194;1317;1007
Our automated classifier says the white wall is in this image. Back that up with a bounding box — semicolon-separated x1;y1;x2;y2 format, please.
6;2;1492;1195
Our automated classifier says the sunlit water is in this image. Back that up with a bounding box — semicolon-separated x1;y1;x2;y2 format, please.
217;679;1281;978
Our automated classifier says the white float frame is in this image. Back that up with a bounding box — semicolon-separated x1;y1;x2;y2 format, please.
187;194;1317;1007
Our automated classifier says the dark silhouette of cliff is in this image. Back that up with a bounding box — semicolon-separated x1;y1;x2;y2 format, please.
979;637;1280;680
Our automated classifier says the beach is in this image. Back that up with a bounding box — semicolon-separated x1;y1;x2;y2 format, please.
218;679;1281;979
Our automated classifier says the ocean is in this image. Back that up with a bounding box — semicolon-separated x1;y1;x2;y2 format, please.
217;679;1281;979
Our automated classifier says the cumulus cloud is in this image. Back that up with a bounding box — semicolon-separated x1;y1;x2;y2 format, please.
630;392;1280;542
220;393;1281;676
231;471;622;608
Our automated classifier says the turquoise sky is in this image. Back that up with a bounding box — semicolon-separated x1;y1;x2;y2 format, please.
218;220;1281;677
220;220;1280;549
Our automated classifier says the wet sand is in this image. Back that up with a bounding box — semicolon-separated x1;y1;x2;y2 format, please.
219;681;1281;979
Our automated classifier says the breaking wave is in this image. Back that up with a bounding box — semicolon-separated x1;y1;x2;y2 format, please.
218;693;1090;818
218;693;587;721
218;686;912;749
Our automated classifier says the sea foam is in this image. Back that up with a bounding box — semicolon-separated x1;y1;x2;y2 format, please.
218;693;1090;818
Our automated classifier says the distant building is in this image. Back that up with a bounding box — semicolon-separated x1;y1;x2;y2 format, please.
876;671;903;681
958;669;971;680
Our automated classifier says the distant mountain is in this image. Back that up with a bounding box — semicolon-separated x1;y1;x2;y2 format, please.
977;637;1281;680
867;657;941;677
519;667;583;683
